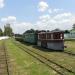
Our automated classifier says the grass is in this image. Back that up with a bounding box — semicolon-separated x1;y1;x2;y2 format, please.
5;39;58;75
64;41;75;53
0;38;75;75
13;39;75;74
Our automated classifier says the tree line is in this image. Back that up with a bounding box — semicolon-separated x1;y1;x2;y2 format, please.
24;24;75;34
0;23;75;37
0;23;13;36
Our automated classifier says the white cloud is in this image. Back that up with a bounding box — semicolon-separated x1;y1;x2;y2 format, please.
53;8;63;13
0;16;35;33
1;16;16;23
0;0;4;8
39;14;50;22
48;8;63;14
13;22;36;34
36;13;75;30
1;16;17;32
54;13;72;19
38;1;48;12
0;12;75;34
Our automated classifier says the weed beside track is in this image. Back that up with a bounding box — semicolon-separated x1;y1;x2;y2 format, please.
13;40;75;75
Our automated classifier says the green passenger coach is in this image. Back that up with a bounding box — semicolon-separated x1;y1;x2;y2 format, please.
23;32;38;44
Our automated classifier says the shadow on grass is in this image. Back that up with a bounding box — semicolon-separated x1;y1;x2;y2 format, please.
32;45;64;52
15;39;64;52
15;39;31;46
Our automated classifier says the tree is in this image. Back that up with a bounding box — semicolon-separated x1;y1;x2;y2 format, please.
64;30;70;33
0;28;3;36
24;29;35;33
72;24;75;29
53;28;60;31
4;23;13;36
47;30;50;32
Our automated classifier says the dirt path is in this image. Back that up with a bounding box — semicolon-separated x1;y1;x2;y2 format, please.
0;41;9;75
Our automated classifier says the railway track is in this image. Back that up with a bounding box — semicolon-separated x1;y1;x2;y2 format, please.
0;41;9;75
63;51;75;56
13;41;75;75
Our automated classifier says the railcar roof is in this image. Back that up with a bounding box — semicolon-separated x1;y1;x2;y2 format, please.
38;31;64;34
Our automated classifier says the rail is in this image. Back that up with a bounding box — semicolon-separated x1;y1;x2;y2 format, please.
13;40;75;75
0;41;9;75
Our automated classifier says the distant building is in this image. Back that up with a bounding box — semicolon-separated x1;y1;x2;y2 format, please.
64;29;75;39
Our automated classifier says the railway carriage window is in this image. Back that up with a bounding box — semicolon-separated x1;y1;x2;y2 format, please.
53;33;60;39
47;33;51;39
38;34;41;39
41;34;46;39
51;34;53;39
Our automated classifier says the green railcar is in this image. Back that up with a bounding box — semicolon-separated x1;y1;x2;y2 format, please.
22;32;38;44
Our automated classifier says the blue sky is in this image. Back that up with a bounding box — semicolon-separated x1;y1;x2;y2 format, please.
0;0;75;33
